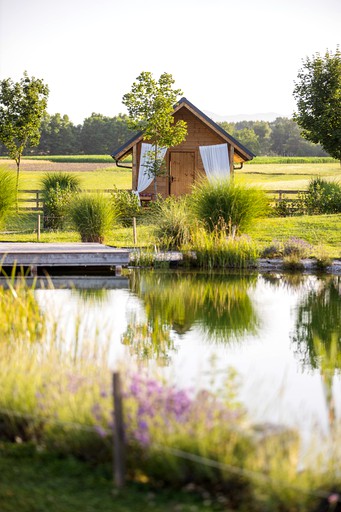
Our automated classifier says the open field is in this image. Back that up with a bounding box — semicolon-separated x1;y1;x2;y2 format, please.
0;159;131;190
239;162;341;190
1;157;340;191
0;157;340;257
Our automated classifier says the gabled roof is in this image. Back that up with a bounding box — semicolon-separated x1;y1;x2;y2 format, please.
111;97;255;161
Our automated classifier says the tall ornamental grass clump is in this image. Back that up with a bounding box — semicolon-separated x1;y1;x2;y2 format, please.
0;169;16;229
190;179;269;235
41;172;81;230
149;196;193;249
184;224;259;269
70;193;115;243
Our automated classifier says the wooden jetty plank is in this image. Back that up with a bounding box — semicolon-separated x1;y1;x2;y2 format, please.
0;243;131;267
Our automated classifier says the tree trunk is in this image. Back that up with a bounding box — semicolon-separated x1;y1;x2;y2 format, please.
15;156;21;212
153;143;158;198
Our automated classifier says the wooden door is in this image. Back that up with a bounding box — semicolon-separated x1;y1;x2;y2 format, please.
169;152;195;197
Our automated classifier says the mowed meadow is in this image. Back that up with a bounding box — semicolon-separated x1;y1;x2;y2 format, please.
0;156;341;257
1;155;340;190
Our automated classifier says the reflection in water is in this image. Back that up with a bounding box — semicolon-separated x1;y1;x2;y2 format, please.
72;287;110;304
122;271;260;363
292;276;341;430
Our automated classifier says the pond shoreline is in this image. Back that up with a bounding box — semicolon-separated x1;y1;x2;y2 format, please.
136;250;341;274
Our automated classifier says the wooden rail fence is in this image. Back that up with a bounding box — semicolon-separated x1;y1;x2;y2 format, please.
17;189;115;212
17;189;307;213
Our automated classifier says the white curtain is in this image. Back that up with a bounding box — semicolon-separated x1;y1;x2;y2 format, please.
199;143;230;181
135;143;167;201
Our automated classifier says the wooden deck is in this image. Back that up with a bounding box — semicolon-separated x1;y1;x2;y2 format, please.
0;243;131;274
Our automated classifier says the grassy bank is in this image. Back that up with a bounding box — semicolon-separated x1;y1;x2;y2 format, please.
1;212;340;258
0;443;216;512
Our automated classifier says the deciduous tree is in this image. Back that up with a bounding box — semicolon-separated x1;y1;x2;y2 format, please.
0;72;49;194
293;48;341;162
122;72;187;196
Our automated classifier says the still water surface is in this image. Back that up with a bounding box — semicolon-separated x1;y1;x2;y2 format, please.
34;270;341;436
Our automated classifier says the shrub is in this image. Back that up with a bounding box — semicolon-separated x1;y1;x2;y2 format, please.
299;177;341;215
150;196;193;249
282;237;312;259
190;179;269;234
0;169;16;229
41;172;81;230
273;198;302;217
111;187;141;227
70;193;115;243
261;241;283;258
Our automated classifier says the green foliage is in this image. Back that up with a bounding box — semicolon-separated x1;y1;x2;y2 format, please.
149;196;193;249
0;274;45;343
111;186;141;227
122;72;187;194
41;172;81;230
41;172;81;192
190;179;269;234
37;112;81;155
273;197;300;217
217;118;328;157
185;226;259;269
80;112;134;155
298;177;341;214
0;72;49;189
0;443;213;512
70;193;115;243
248;156;336;164
293;47;341;161
0;169;16;228
262;237;312;260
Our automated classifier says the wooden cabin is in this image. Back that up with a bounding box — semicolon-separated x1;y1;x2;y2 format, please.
111;97;255;200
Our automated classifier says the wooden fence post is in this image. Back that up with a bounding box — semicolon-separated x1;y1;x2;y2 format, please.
113;372;125;488
133;217;137;246
37;214;41;242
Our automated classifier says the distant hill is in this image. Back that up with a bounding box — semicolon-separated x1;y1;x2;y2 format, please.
204;111;285;123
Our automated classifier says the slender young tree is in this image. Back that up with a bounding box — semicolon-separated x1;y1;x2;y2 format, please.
122;72;187;196
0;72;49;197
293;47;341;162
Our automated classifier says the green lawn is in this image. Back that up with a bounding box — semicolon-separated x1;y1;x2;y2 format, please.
0;442;221;512
247;214;341;258
1;156;340;192
238;162;341;190
18;168;131;191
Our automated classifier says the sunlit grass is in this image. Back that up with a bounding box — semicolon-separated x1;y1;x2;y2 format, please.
238;162;341;190
247;214;341;258
16;169;131;190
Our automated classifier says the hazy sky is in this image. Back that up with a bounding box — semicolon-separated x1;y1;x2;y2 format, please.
0;0;340;124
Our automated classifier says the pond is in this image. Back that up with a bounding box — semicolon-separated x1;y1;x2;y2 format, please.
31;270;341;437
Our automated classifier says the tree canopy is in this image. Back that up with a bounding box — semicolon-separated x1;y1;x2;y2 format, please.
0;71;49;189
122;72;187;194
293;47;341;161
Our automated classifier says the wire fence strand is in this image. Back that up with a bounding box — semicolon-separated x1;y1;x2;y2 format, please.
0;405;339;504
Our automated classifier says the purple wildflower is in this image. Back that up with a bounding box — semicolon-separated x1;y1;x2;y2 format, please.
94;425;107;438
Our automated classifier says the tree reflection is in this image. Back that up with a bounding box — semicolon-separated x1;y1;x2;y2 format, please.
292;276;341;429
122;271;259;363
